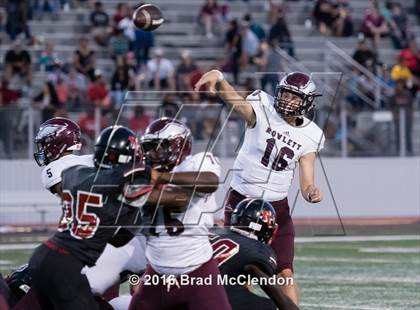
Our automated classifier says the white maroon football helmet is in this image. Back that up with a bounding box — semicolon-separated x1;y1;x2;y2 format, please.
34;117;82;166
274;72;322;117
140;117;192;172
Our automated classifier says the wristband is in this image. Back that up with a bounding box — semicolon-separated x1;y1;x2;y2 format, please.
215;70;225;82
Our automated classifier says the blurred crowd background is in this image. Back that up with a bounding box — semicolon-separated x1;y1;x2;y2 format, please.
0;0;419;158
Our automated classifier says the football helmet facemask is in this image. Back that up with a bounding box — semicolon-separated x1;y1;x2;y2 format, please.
274;72;322;117
140;117;192;172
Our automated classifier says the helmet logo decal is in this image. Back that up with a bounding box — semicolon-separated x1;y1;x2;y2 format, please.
260;210;273;223
128;135;139;149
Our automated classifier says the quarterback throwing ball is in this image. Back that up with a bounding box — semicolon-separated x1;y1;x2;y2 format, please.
195;70;325;307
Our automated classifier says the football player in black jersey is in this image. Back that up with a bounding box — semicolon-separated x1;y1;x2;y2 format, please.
211;198;299;310
28;125;190;310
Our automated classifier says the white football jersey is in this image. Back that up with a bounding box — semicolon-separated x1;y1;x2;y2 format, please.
231;90;325;201
41;154;94;190
146;152;221;275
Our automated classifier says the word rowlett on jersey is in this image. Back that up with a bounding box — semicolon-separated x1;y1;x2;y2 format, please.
265;127;302;151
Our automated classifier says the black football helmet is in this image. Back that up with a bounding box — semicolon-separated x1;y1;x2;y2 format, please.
230;198;276;243
5;264;31;307
93;125;141;168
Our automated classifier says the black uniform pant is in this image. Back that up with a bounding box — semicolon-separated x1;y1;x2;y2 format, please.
226;285;276;310
28;242;98;310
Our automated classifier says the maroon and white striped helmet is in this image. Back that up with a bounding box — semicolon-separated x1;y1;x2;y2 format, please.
140;117;192;171
274;72;322;117
34;117;82;166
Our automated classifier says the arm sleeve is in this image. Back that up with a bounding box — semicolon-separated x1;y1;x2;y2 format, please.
255;247;277;276
245;90;268;128
91;164;151;195
41;161;64;190
193;152;221;177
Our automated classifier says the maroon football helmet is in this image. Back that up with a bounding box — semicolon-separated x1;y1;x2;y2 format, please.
274;72;322;117
34;117;82;166
140;117;192;172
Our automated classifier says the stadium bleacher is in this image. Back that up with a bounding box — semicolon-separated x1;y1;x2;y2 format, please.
0;0;419;157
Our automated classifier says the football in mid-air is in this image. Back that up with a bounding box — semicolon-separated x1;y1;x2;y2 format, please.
132;4;164;31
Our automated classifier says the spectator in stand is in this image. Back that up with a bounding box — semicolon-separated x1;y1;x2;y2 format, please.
391;79;414;155
0;8;6;45
332;4;353;37
90;1;110;46
0;79;20;107
5;0;32;42
79;105;106;140
73;0;90;10
158;94;179;118
134;27;154;66
129;106;151;135
0;78;20;158
269;13;295;57
33;81;63;122
379;64;395;89
176;50;200;93
399;39;420;78
55;75;70;106
38;41;60;72
360;1;388;49
387;2;408;49
146;48;176;91
111;56;135;108
240;20;260;65
124;52;139;80
254;41;283;94
390;56;413;87
3;40;32;84
416;0;420;25
87;70;111;109
113;2;129;29
313;0;336;35
67;67;88;110
242;77;257;97
32;0;60;20
352;39;377;69
73;37;96;81
224;19;242;85
109;27;130;59
243;14;265;41
118;5;136;49
199;0;222;38
265;0;286;25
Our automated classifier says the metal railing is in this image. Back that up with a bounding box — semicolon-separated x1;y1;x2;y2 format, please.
325;41;393;109
0;82;417;159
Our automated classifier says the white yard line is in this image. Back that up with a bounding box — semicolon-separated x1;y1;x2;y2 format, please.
0;260;12;265
0;235;419;250
300;303;388;310
295;235;420;243
0;243;39;250
358;247;420;253
295;256;419;264
298;275;420;284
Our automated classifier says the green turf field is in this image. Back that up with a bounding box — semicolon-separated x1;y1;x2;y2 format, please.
1;237;419;309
